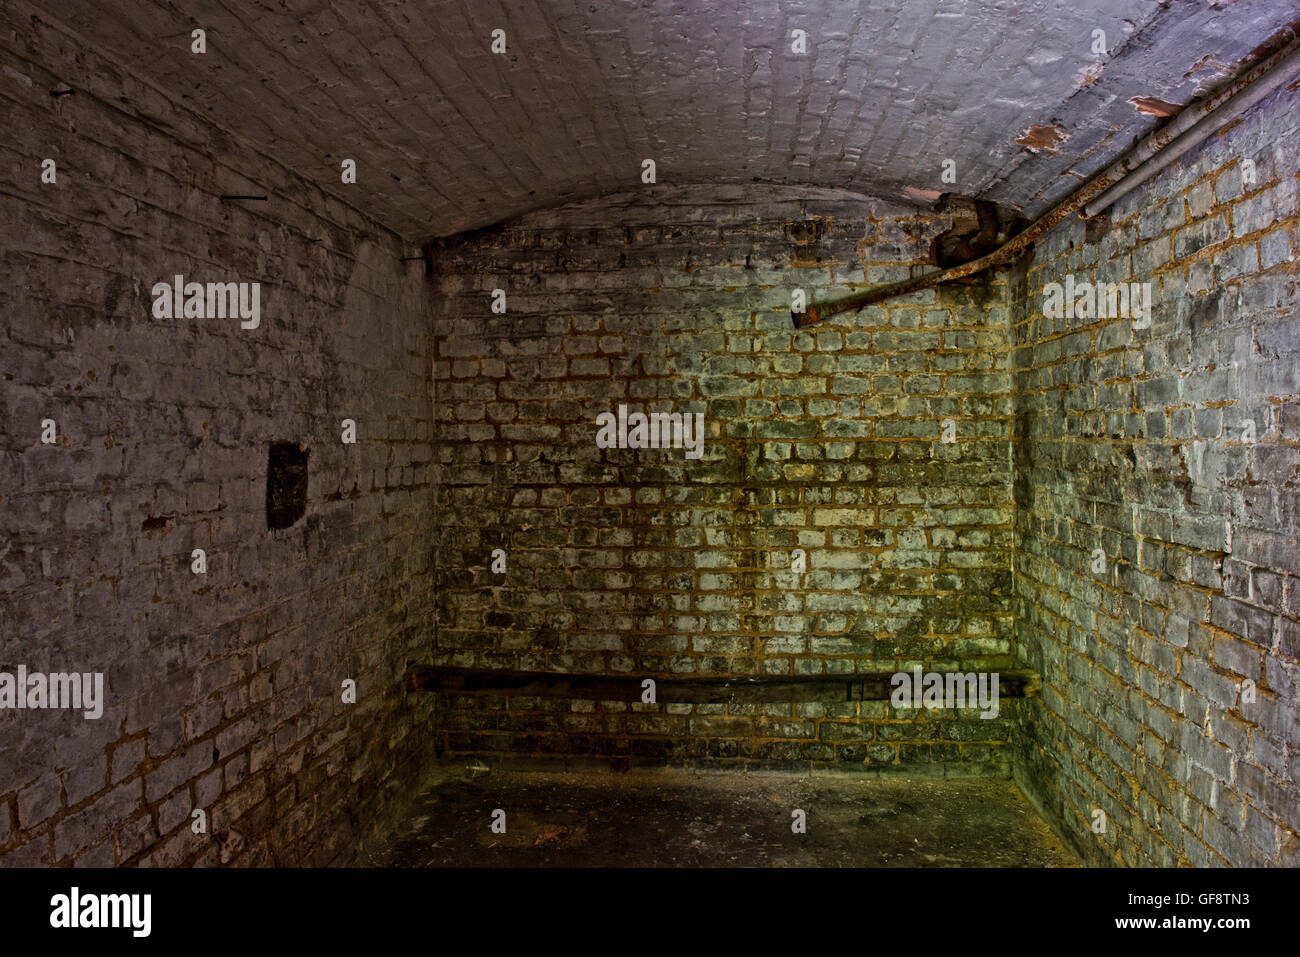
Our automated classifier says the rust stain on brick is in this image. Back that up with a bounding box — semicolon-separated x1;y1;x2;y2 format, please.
1183;53;1230;83
1241;21;1299;65
1075;63;1104;88
1016;124;1067;154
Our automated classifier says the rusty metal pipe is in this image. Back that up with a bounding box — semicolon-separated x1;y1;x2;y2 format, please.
1083;38;1300;216
793;34;1300;329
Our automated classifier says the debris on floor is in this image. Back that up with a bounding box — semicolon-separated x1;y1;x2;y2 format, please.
370;766;1079;867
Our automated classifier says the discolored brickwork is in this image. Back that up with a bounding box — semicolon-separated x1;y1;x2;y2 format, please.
1010;87;1300;866
430;185;1018;770
0;4;437;866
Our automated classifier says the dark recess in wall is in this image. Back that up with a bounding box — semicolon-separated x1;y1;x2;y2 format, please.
267;442;309;530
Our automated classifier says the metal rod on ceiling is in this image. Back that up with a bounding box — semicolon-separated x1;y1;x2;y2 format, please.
792;33;1300;330
1082;37;1300;216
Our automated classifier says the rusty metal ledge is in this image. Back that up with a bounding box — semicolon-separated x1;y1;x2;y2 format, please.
404;665;1039;705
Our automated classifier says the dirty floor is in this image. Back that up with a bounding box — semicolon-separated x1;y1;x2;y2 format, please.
371;766;1079;867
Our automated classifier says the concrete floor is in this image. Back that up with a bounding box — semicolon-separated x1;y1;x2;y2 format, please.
371;766;1079;867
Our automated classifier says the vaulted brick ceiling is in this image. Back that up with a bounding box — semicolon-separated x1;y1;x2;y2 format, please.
44;0;1298;241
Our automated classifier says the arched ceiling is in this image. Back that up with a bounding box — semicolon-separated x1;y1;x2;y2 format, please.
35;0;1300;242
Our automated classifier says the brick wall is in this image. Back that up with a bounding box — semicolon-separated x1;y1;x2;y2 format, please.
8;0;1296;870
430;184;1018;770
1010;89;1300;865
0;3;436;865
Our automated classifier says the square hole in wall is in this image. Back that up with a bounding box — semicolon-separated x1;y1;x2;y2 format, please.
266;441;308;530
